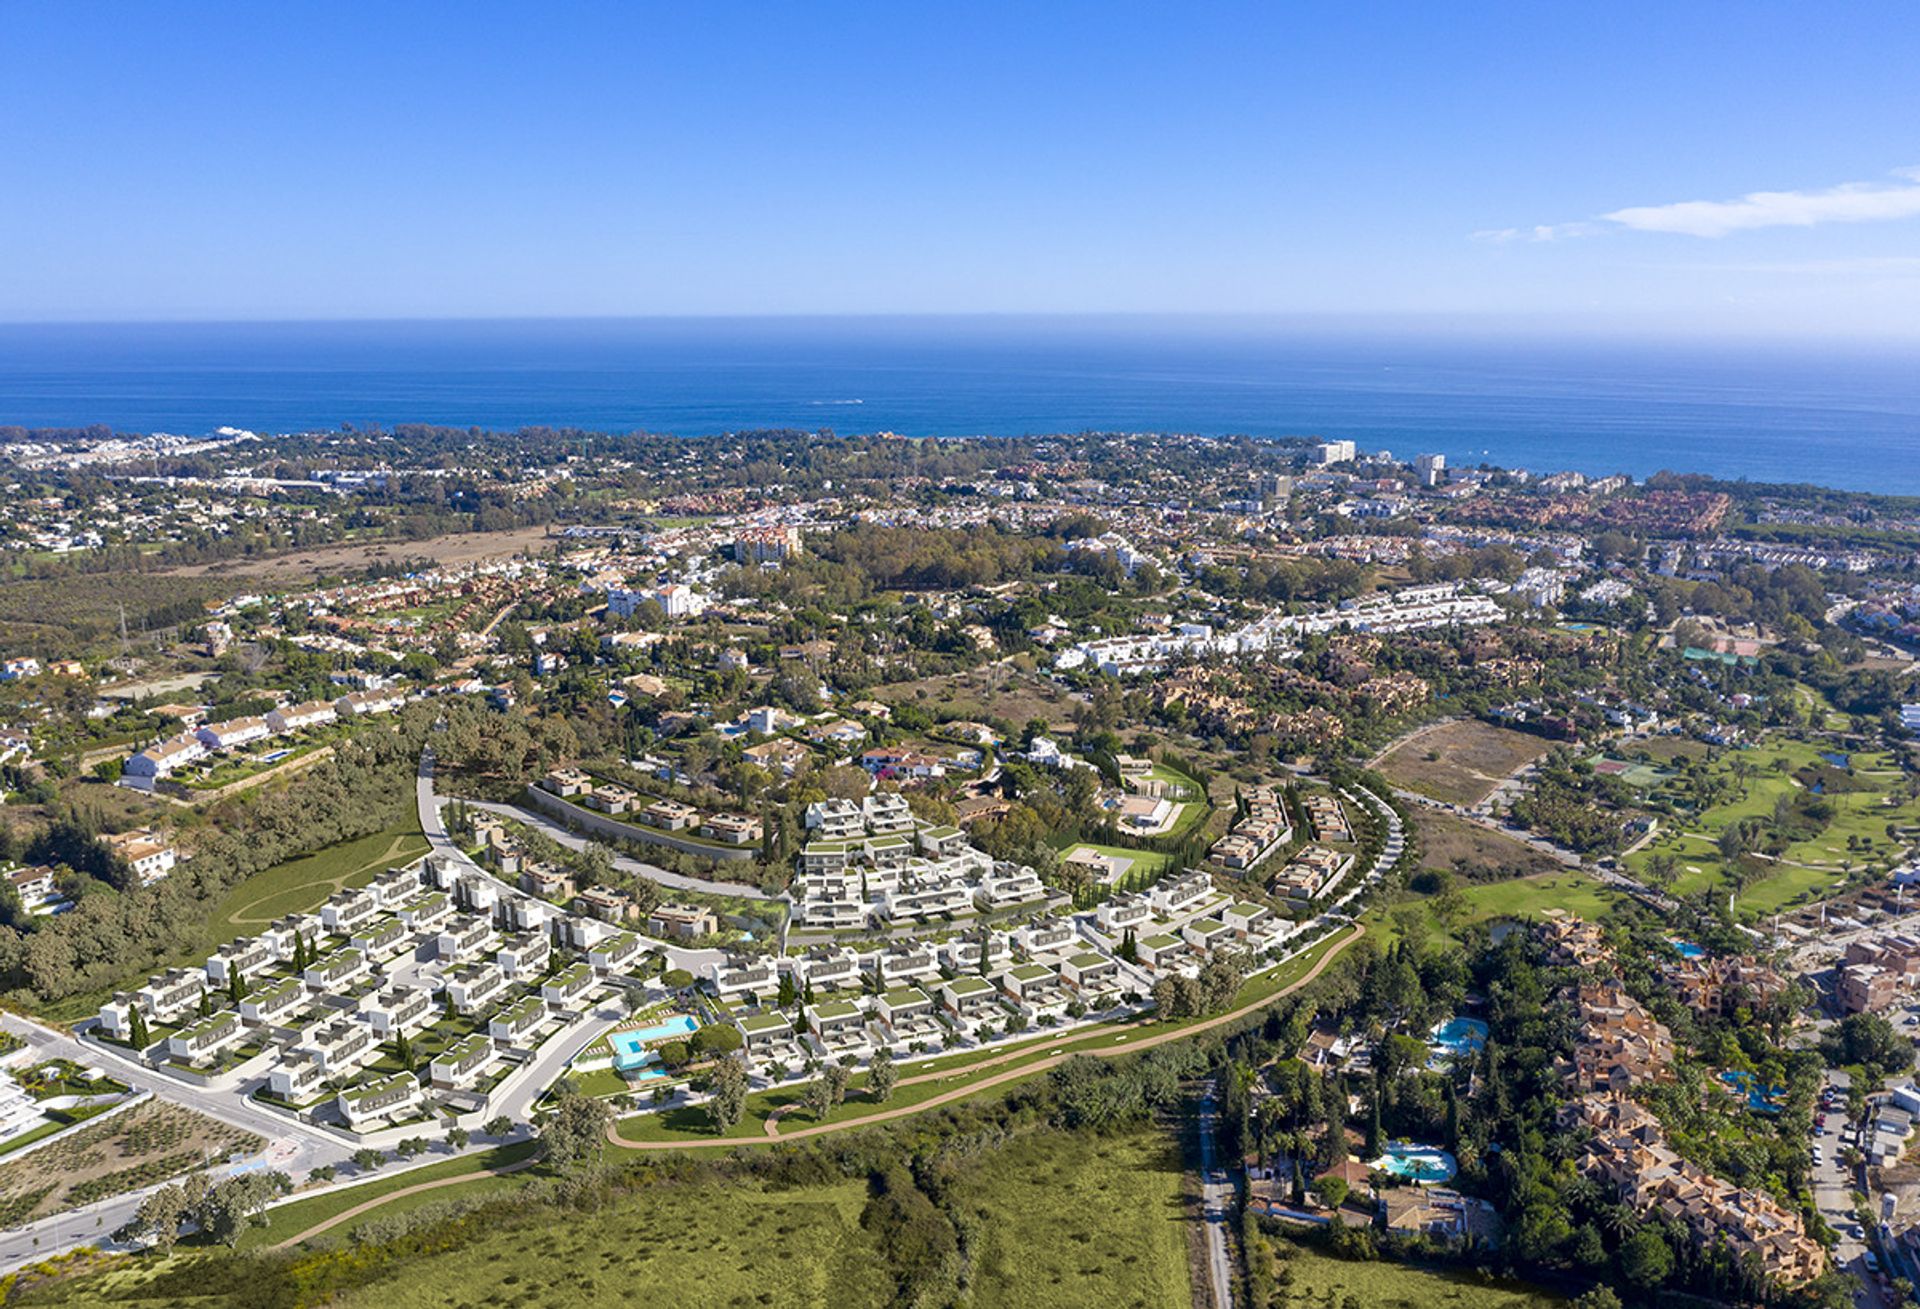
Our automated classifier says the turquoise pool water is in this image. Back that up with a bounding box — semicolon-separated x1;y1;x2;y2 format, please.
611;1014;699;1072
1428;1016;1488;1060
1371;1143;1457;1184
1718;1070;1784;1115
1670;939;1706;960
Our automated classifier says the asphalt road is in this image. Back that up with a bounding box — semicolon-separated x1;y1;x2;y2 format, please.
1196;1079;1233;1309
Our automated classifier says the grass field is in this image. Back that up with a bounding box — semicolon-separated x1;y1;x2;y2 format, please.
1269;1239;1562;1308
957;1128;1191;1309
335;1176;895;1308
1378;721;1549;807
205;819;429;944
1620;737;1920;918
1372;870;1618;948
1057;841;1172;886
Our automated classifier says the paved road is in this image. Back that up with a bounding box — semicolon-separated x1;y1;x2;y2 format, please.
418;747;780;903
1196;1080;1233;1309
1810;1071;1886;1309
0;1013;355;1272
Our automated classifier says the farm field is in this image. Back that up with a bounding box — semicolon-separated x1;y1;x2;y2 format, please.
205;819;429;944
0;1100;262;1225
955;1127;1191;1309
1377;720;1550;808
1267;1239;1563;1308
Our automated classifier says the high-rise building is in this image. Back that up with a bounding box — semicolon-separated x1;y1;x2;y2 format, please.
1413;452;1446;487
1314;440;1356;466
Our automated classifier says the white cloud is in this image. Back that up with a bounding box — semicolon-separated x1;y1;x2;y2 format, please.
1483;166;1920;241
1471;222;1600;244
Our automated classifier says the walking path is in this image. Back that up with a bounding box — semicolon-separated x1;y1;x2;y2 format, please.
271;1152;541;1249
609;921;1364;1151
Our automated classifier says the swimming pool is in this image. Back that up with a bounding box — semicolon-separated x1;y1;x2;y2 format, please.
1371;1143;1457;1185
611;1014;699;1073
1428;1016;1488;1060
1718;1070;1784;1115
1670;939;1706;960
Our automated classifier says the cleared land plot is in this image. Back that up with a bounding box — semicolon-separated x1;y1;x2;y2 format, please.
1378;721;1549;807
207;819;429;942
161;524;554;581
1268;1239;1562;1307
876;662;1073;734
957;1128;1191;1309
1411;809;1563;879
0;1100;263;1224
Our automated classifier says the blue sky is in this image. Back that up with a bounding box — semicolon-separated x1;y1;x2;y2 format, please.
2;2;1916;335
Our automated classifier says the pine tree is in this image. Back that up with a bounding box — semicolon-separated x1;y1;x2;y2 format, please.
128;1005;150;1051
1118;927;1138;963
227;970;245;1005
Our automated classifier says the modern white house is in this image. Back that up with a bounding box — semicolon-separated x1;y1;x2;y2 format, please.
239;975;308;1026
362;986;435;1038
165;1009;244;1066
445;962;506;1014
119;735;207;789
430;1033;496;1088
488;994;547;1044
337;1072;421;1129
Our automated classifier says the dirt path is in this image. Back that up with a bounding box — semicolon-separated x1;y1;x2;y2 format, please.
271;1153;541;1250
617;922;1365;1151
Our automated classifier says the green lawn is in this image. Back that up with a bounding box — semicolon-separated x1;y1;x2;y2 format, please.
957;1128;1191;1309
1621;736;1920;918
1267;1239;1562;1308
206;819;429;944
1057;841;1172;886
1371;871;1618;948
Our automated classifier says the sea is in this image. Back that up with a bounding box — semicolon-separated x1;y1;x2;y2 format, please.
0;316;1916;495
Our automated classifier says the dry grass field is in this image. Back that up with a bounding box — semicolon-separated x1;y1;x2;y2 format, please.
162;524;554;581
1412;808;1563;879
1377;720;1550;807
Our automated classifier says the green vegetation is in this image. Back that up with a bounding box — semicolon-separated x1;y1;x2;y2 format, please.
956;1126;1190;1308
1622;737;1920;918
1372;870;1618;948
207;819;429;943
234;1141;538;1251
1258;1237;1563;1308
